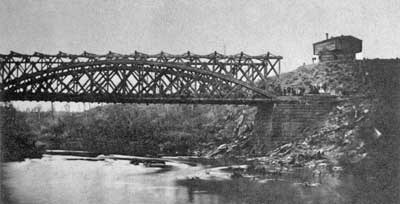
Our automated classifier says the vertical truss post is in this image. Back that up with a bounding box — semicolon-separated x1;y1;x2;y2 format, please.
278;59;281;78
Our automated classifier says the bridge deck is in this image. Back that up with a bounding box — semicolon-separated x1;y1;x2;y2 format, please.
1;93;341;105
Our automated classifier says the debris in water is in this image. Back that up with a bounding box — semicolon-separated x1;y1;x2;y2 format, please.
373;128;382;139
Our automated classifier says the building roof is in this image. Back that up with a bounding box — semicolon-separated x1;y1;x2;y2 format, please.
313;35;362;46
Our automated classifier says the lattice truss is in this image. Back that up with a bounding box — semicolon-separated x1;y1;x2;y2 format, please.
0;51;282;103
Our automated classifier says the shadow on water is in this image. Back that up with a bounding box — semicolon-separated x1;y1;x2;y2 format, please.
176;177;345;204
165;156;251;168
45;150;100;157
65;158;104;161
143;164;175;174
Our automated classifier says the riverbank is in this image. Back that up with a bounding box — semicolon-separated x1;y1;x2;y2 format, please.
202;60;400;203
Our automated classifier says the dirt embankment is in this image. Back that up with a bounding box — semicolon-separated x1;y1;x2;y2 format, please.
207;60;400;182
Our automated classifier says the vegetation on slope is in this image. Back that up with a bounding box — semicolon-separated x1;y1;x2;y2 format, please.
0;105;42;161
1;103;256;157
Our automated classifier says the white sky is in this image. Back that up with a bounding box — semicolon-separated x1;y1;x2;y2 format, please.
1;0;399;111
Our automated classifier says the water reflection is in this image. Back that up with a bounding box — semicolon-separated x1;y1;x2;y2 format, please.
0;154;379;204
177;176;345;204
144;165;175;175
2;155;200;204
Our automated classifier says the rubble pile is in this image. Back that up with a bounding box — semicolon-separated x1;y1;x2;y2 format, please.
250;99;374;175
201;106;259;157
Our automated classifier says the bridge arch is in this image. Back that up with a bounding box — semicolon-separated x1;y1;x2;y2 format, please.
2;60;275;104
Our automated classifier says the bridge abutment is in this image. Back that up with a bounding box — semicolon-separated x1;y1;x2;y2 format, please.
254;95;337;152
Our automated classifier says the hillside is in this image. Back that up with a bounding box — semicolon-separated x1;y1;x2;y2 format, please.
260;59;400;168
206;59;400;203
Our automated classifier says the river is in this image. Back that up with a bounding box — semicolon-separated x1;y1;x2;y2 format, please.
1;152;350;204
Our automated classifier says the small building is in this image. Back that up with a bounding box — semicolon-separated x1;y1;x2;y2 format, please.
313;34;362;62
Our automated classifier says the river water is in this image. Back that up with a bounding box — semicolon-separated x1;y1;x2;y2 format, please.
1;153;349;204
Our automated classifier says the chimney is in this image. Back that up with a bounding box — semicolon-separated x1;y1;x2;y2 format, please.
326;33;329;40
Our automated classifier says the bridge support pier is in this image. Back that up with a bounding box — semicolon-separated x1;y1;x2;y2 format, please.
253;103;274;154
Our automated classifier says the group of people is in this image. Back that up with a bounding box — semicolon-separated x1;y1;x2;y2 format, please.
278;86;306;96
273;83;330;96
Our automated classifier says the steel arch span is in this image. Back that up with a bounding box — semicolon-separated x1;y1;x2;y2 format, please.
0;51;282;104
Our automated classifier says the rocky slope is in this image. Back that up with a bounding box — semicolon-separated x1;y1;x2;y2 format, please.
207;59;400;184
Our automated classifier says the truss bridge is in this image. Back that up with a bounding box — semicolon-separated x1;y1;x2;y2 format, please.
0;51;282;104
